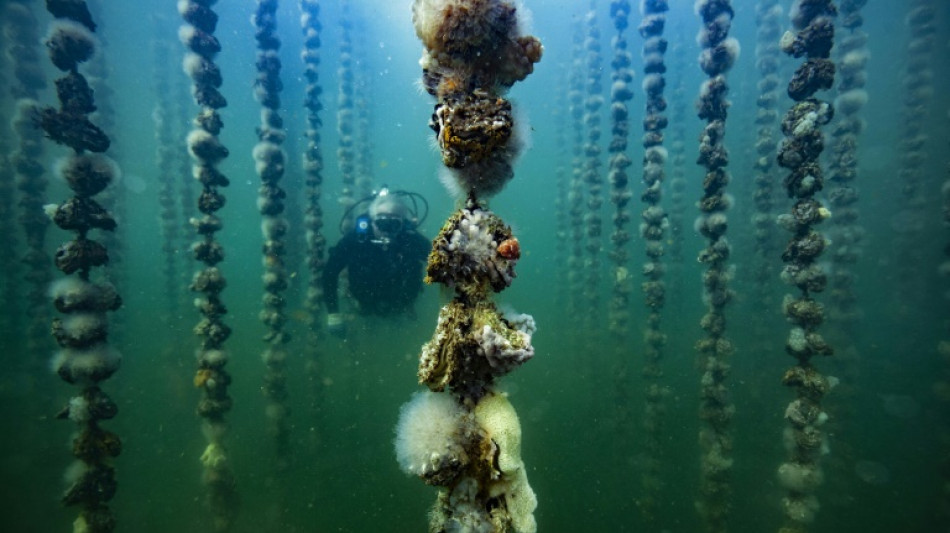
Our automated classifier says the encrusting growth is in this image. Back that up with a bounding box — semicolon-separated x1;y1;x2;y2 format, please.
5;1;51;356
252;0;293;475
751;0;783;319
634;0;670;521
580;2;604;332
153;38;183;316
299;0;328;422
336;0;357;222
827;0;866;331
179;0;240;529
775;1;838;531
395;1;542;531
36;1;123;531
566;24;586;319
606;0;633;338
893;0;935;303
83;4;125;318
693;1;739;530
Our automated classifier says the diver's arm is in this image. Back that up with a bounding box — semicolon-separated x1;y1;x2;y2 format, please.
411;231;431;263
322;238;350;315
409;231;431;296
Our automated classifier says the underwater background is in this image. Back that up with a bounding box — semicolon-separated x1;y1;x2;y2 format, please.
0;0;948;531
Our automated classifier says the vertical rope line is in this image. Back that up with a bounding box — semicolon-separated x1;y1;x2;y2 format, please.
693;2;739;530
179;1;240;528
774;2;838;531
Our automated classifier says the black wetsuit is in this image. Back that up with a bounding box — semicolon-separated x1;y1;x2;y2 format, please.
322;229;430;316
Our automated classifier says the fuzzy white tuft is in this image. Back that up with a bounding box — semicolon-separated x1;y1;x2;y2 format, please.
48;277;92;301
437;167;467;200
182;52;205;78
63;460;88;486
46;19;97;59
394;390;464;476
178;24;197;46
60;313;107;338
198;349;228;368
835;89;868;116
51;344;121;384
54;153;121;189
411;0;453;46
186;129;212;154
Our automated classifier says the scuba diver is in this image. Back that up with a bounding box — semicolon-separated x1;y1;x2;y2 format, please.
323;188;430;336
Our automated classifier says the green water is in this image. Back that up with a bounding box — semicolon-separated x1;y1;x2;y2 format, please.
0;0;948;532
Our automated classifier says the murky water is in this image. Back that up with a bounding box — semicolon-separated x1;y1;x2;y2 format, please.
0;1;948;532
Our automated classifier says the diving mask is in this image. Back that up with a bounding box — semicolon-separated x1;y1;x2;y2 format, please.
374;215;404;234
